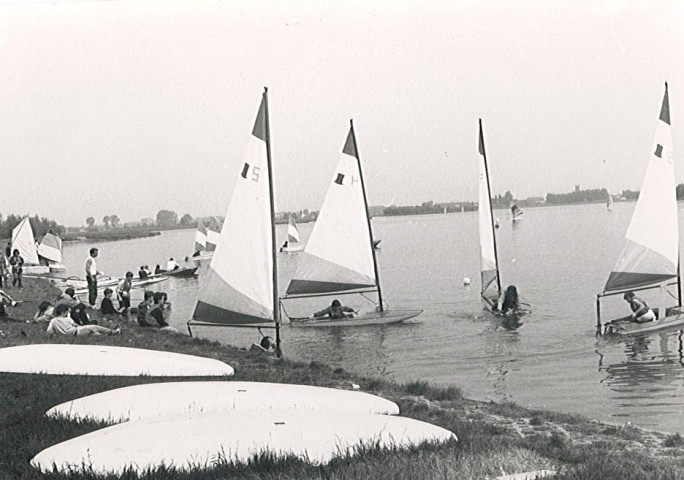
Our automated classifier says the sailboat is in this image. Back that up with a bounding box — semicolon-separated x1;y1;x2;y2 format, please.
37;229;66;273
280;215;304;253
11;216;48;275
478;120;503;312
187;88;281;354
282;121;422;327
606;192;614;211
188;217;223;262
598;83;683;335
510;202;523;221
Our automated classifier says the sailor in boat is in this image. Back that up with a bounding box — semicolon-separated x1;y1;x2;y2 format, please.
623;291;656;323
279;240;288;252
313;299;356;319
495;285;522;315
166;258;180;271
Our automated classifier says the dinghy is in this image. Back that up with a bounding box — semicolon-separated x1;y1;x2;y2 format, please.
283;121;422;327
478;120;528;317
37;229;66;273
11;217;48;275
187;88;283;354
510;202;523;221
279;215;304;253
597;83;684;335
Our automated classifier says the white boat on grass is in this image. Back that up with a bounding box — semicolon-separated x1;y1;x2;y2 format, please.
11;217;49;275
282;121;422;327
37;229;66;273
598;83;684;335
187;88;283;354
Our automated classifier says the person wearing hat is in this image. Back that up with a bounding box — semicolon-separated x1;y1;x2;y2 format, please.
623;291;656;323
84;247;103;308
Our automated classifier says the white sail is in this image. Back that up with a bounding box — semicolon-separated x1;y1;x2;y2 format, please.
194;219;207;253
37;231;62;263
478;120;500;305
604;83;677;293
511;203;523;220
287;215;300;244
606;192;613;211
11;217;39;265
287;126;376;295
206;217;222;252
192;92;275;325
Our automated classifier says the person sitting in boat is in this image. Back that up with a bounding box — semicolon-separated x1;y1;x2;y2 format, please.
496;285;521;315
138;265;148;280
623;291;656;323
166;258;180;271
279;241;288;253
313;299;356;319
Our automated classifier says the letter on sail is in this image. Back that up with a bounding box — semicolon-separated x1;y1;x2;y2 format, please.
192;93;274;325
287;128;376;295
604;84;677;292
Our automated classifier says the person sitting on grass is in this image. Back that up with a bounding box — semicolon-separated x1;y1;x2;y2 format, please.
47;304;121;336
137;290;155;327
0;289;20;320
149;292;170;327
100;288;122;315
34;300;54;323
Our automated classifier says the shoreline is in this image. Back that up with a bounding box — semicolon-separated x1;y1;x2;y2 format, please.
1;278;683;479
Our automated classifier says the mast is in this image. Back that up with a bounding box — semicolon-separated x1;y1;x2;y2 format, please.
349;119;384;311
479;119;502;297
262;87;282;357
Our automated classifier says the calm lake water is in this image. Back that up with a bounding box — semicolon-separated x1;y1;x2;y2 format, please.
59;202;684;434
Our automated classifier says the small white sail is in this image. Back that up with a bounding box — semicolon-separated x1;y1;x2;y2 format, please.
11;217;40;265
194;219;207;253
606;192;614;211
287;127;376;295
205;217;222;252
478;120;501;306
192;92;275;325
511;203;523;220
604;83;677;293
37;231;62;263
287;215;300;244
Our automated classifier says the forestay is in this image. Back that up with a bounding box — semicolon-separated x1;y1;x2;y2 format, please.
12;216;39;265
478;120;501;305
192;92;275;326
287;127;377;295
603;84;677;293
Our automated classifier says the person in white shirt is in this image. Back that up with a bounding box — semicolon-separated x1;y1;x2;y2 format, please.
166;258;180;271
84;248;103;307
47;304;120;336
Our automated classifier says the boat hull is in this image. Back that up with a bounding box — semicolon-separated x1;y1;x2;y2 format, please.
289;309;422;327
161;267;198;277
606;307;684;335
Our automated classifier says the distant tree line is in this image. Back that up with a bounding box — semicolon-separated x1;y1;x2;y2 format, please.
545;188;609;205
0;214;64;240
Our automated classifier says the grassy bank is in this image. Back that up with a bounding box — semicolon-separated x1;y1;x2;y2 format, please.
2;278;684;479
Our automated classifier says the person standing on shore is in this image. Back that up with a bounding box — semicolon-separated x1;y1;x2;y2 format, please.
85;248;102;308
9;249;24;289
116;272;134;315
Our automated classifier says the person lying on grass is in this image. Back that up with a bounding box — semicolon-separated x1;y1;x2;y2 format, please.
47;303;121;336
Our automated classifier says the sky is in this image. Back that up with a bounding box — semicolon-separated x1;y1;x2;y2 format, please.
0;0;683;227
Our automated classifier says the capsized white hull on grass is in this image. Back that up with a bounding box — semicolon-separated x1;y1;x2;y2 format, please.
0;345;234;376
46;381;399;422
31;410;456;474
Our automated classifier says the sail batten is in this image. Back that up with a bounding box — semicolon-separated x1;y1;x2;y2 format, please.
603;84;678;294
287;125;377;297
192;92;274;326
478;120;501;303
